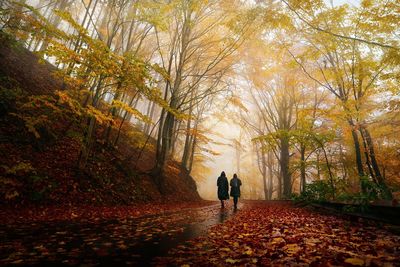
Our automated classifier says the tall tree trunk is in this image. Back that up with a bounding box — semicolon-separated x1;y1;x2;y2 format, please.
320;143;335;199
77;76;103;169
154;110;175;186
169;119;181;158
181;117;192;170
188;136;197;174
316;152;321;180
105;83;122;144
300;144;306;193
181;90;195;170
277;168;282;199
360;127;376;182
281;136;291;199
155;108;166;171
144;100;155;135
267;151;274;200
360;125;392;198
261;151;268;200
78;116;96;170
348;120;365;178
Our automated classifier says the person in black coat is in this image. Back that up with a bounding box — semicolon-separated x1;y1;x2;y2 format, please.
217;171;229;208
230;173;242;210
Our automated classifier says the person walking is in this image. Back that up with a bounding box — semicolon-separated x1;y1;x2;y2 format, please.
230;173;242;210
217;171;229;208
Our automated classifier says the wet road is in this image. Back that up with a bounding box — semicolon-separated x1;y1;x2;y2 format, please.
0;202;241;266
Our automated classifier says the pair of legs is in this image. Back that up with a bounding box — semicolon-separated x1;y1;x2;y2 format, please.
220;198;239;209
233;196;238;209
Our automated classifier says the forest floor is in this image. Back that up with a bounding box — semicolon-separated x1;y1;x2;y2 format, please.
1;200;399;266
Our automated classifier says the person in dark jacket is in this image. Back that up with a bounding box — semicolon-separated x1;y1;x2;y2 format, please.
217;171;229;208
230;173;242;210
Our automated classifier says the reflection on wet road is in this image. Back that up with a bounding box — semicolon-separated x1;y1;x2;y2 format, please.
135;202;241;266
0;202;241;266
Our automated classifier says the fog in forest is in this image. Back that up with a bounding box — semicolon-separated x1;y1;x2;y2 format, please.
2;0;398;204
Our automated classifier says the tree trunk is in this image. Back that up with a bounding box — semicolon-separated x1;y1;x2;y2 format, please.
144;100;155;135
300;144;306;193
360;125;392;198
316;152;321;180
281;136;291;199
77;76;103;169
348;121;365;178
188;136;197;173
261;150;268;200
181;117;192;170
78;116;96;170
154;110;175;182
277;168;282;199
267;151;274;200
104;83;122;144
181;90;195;170
113;94;137;146
320;143;335;199
169;119;181;158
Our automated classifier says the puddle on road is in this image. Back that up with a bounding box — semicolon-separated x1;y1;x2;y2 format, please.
131;205;239;266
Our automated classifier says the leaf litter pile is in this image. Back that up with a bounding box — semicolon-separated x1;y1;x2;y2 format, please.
154;201;400;266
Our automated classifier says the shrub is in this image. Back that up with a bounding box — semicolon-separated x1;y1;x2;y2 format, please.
294;180;335;203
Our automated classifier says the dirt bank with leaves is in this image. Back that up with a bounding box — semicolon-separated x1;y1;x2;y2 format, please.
0;32;200;205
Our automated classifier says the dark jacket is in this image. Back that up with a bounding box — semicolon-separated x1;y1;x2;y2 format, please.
217;176;229;200
230;177;242;197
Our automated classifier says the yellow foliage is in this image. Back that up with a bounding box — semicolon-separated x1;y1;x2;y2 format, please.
112;100;152;124
3;162;34;175
11;113;49;139
229;96;248;112
85;105;113;125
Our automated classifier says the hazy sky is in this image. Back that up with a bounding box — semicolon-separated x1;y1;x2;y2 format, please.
195;114;241;199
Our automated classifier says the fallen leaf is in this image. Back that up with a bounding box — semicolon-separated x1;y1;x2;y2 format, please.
344;258;364;266
225;258;239;264
284;244;301;255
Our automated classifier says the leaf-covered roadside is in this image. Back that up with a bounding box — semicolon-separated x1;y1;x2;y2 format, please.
0;202;220;266
0;201;215;225
155;201;400;266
